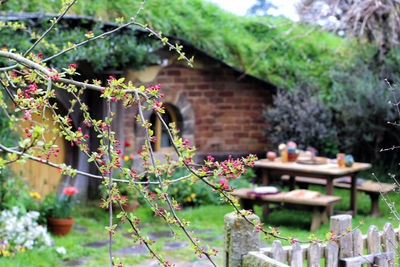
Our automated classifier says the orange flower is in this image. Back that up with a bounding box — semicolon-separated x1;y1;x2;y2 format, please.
63;186;79;196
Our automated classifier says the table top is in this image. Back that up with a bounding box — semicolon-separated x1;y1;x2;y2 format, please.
254;158;371;176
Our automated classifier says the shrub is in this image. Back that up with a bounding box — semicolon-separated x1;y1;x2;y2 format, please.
264;87;338;156
328;66;399;162
164;168;220;207
264;63;400;163
0;168;41;213
0;207;53;256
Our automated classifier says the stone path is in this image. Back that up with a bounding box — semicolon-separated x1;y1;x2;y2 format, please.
70;228;224;266
114;244;149;256
147;230;174;240
83;240;110;248
133;260;215;267
162;241;190;251
63;257;88;266
73;225;88;232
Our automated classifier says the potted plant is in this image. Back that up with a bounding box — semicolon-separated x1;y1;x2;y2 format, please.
42;187;79;236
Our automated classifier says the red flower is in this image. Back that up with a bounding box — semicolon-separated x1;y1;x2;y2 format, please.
63;186;79;196
124;141;131;147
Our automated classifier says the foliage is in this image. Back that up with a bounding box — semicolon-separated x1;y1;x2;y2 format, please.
0;19;159;72
0;206;53;256
162;168;219;207
100;153;139;201
264;54;400;162
0;0;347;89
0;168;42;213
264;87;338;156
163;167;256;207
328;61;399;161
42;187;79;219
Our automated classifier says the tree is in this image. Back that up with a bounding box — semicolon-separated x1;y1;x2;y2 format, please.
297;0;400;64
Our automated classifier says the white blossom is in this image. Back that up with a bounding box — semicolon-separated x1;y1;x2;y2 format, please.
0;207;53;251
56;246;67;255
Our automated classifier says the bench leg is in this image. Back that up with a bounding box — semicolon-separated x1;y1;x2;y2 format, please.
368;193;383;217
262;204;270;220
311;207;322;232
289;175;296;191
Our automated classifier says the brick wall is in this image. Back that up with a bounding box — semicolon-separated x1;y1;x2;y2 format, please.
124;61;274;155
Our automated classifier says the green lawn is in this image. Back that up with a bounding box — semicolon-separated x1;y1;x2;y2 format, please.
0;187;398;266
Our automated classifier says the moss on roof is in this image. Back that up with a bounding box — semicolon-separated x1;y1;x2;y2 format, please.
1;0;349;89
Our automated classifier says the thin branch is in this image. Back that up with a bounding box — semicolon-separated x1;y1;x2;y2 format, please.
23;0;77;57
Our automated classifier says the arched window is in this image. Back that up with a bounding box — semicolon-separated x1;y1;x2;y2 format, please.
150;104;183;152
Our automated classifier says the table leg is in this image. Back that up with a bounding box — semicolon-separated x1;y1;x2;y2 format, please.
262;204;270;220
326;178;334;216
350;174;358;216
261;170;270;219
289;176;296;191
262;169;269;186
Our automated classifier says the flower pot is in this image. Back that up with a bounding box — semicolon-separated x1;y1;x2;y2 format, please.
47;217;74;236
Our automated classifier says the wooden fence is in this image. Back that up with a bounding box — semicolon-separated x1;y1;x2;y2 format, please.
223;212;398;267
11;110;66;197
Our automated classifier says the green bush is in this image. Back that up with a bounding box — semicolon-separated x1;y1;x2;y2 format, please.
264;61;399;163
328;64;399;162
264;87;338;156
144;166;255;207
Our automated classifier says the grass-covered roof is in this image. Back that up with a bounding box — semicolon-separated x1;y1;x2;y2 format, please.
0;0;349;89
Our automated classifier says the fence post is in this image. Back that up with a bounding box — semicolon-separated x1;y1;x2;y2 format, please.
367;225;380;254
325;242;339;267
330;214;353;258
224;211;260;267
352;228;363;257
382;223;395;267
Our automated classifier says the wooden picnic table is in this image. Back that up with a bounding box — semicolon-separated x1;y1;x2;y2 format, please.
232;188;342;231
254;158;372;215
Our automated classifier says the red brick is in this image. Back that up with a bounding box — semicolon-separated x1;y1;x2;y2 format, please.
225;138;238;144
204;92;217;97
224;125;240;131
250;131;263;137
175;77;188;83
182;85;195;90
197;84;211;90
211;111;224;117
218;91;234;97
233;132;249;138
210;98;223;104
218;105;232;110
167;70;181;76
188;92;202;97
244;111;259;117
157;78;174;83
245;125;261;131
212;125;223;132
190;77;204;82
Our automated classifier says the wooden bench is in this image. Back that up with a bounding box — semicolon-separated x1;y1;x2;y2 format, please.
281;176;397;217
232;188;342;232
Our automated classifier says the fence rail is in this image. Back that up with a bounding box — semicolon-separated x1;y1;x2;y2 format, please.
223;212;399;267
